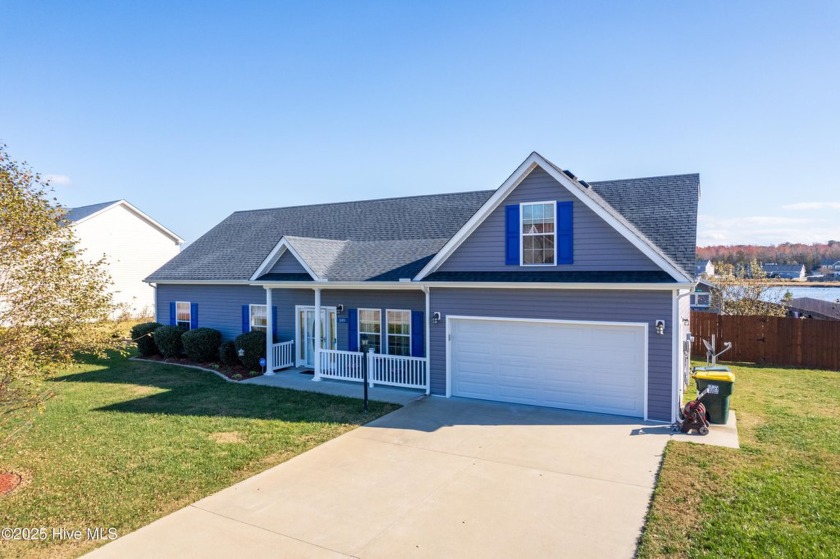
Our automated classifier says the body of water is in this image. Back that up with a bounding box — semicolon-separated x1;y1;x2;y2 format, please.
768;286;840;302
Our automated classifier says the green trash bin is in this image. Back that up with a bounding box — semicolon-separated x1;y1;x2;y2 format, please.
692;367;735;425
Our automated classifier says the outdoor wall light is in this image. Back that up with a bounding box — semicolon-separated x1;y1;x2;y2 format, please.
655;320;665;335
238;348;245;358
336;304;344;313
432;312;441;324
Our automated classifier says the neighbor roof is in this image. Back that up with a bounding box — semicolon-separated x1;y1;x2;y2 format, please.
762;263;805;273
65;200;121;222
65;199;184;244
146;160;699;283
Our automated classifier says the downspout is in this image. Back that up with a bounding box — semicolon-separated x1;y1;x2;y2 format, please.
671;281;699;422
422;285;431;395
265;287;274;375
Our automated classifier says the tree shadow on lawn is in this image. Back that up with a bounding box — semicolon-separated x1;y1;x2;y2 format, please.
51;353;397;422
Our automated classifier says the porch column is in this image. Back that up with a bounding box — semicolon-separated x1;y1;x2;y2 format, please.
264;287;274;376
313;287;322;381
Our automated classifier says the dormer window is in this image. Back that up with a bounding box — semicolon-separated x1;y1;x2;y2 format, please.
521;202;556;265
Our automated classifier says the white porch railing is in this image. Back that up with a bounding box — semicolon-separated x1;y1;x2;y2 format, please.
317;349;428;391
272;341;295;370
369;352;427;390
319;349;365;382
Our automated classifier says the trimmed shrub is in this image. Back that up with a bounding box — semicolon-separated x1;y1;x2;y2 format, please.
131;322;162;357
182;328;222;363
154;325;183;358
219;341;238;366
234;331;266;372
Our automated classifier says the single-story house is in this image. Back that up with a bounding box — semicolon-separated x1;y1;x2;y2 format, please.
67;200;183;317
761;263;806;281
695;259;715;277
690;279;715;311
787;297;840;320
146;152;699;423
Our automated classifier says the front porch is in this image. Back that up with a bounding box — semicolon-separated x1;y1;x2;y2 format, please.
269;341;430;393
242;366;426;406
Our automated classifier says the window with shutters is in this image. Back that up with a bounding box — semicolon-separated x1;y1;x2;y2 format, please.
175;301;191;330
250;304;267;332
358;308;381;353
386;310;411;356
521;202;555;265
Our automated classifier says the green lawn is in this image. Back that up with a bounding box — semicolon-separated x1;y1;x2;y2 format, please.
638;362;840;558
0;353;399;559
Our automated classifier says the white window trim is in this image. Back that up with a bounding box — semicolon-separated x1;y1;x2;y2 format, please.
250;304;268;332
357;308;382;353
175;301;191;329
385;309;411;356
520;200;557;267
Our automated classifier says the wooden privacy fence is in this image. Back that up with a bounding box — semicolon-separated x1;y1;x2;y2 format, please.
690;312;840;370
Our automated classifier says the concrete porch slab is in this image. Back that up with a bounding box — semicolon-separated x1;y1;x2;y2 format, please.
242;367;425;406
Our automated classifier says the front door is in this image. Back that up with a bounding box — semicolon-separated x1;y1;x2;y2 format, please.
296;306;337;367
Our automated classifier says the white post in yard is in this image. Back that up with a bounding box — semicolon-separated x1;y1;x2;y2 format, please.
313;287;322;381
264;287;274;376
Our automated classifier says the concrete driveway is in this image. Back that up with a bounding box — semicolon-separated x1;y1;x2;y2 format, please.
85;398;670;558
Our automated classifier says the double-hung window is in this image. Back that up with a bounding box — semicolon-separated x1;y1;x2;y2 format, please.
522;202;555;265
358;308;381;353
175;301;191;330
386;310;411;356
250;304;267;332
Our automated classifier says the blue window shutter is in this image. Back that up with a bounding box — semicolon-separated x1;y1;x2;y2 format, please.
241;305;250;333
505;204;520;265
169;302;176;326
190;303;199;329
272;306;278;343
411;311;424;357
557;201;573;264
348;309;358;351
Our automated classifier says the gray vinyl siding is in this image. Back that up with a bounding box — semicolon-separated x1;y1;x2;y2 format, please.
268;251;308;274
156;284;424;352
429;288;674;421
156;284;267;341
438;167;660;272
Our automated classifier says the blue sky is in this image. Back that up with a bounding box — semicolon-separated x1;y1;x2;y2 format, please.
2;1;838;246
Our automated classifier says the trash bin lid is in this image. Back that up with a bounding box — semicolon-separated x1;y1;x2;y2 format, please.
693;370;735;382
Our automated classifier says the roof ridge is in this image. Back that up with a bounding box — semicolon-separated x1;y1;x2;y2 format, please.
591;173;700;184
230;189;495;215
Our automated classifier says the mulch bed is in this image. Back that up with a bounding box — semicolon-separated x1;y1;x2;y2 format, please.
0;473;22;496
142;355;260;381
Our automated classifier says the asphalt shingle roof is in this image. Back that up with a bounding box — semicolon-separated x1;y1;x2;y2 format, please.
64;201;120;222
147;163;699;283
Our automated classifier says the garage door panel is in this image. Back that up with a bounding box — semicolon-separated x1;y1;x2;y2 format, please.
450;318;645;418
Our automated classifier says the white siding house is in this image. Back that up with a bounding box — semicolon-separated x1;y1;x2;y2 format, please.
67;200;183;317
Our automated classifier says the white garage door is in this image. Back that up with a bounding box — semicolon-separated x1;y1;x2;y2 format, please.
449;318;646;417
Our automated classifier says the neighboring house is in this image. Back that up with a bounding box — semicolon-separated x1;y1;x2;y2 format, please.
67;200;183;317
787;297;840;320
695;259;715;278
690;279;715;311
817;259;840;277
146;152;699;423
761;263;806;281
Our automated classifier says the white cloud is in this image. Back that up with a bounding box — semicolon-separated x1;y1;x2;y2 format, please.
697;214;840;246
44;174;72;187
782;201;840;210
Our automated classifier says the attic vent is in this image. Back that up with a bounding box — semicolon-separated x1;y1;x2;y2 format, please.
579;180;591;188
562;169;577;181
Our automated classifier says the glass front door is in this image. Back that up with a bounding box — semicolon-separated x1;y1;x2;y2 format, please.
297;307;337;367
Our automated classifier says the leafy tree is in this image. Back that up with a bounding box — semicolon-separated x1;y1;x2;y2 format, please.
1;144;119;444
710;259;788;316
